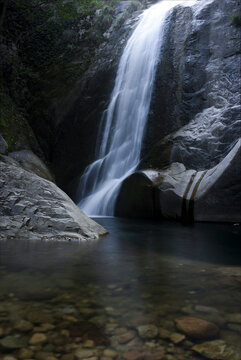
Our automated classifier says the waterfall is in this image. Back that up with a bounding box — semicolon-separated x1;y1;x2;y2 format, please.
77;0;191;216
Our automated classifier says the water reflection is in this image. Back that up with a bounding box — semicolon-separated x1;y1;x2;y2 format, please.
0;219;240;359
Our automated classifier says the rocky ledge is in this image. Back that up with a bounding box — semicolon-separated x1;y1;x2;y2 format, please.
0;136;107;241
116;138;241;222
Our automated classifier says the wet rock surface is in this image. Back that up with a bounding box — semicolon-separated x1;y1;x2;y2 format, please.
143;0;241;171
0;154;107;241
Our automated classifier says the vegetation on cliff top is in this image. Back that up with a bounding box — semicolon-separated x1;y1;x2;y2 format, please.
0;0;119;152
0;0;145;156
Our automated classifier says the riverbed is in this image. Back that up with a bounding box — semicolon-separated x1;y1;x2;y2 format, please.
0;219;240;359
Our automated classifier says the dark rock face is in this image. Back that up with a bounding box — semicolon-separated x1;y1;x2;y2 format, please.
51;8;142;193
0;155;107;240
115;172;155;218
141;0;241;171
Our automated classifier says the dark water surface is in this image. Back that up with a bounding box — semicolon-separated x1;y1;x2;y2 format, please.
0;219;241;359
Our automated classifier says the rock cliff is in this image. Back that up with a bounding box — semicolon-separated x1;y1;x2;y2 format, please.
116;0;241;221
142;0;240;171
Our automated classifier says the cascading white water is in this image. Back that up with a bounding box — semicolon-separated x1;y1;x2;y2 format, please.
78;0;192;216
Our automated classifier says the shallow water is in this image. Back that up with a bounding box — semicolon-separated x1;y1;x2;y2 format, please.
0;219;241;359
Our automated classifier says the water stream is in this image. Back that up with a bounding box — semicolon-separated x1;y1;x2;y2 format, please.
77;0;193;216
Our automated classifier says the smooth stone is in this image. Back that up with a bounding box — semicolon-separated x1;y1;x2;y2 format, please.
192;340;241;360
18;347;34;359
117;330;136;344
0;335;27;349
102;349;118;357
137;324;159;339
62;315;78;323
14;319;33;332
83;340;95;347
175;317;219;339
169;332;186;344
74;349;96;359
122;350;144;360
29;333;47;345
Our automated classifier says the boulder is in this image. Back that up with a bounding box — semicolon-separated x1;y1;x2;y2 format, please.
116;139;241;222
0;155;107;240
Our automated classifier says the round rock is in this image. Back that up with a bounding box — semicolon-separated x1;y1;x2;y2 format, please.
175;317;219;339
29;332;47;345
137;324;158;339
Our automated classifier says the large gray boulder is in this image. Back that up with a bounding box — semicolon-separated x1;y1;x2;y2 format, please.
0;155;107;240
116;139;241;222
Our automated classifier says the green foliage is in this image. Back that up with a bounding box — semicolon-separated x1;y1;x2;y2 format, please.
129;0;143;12
113;10;129;29
1;0;144;155
56;1;78;20
76;0;103;15
231;13;241;27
